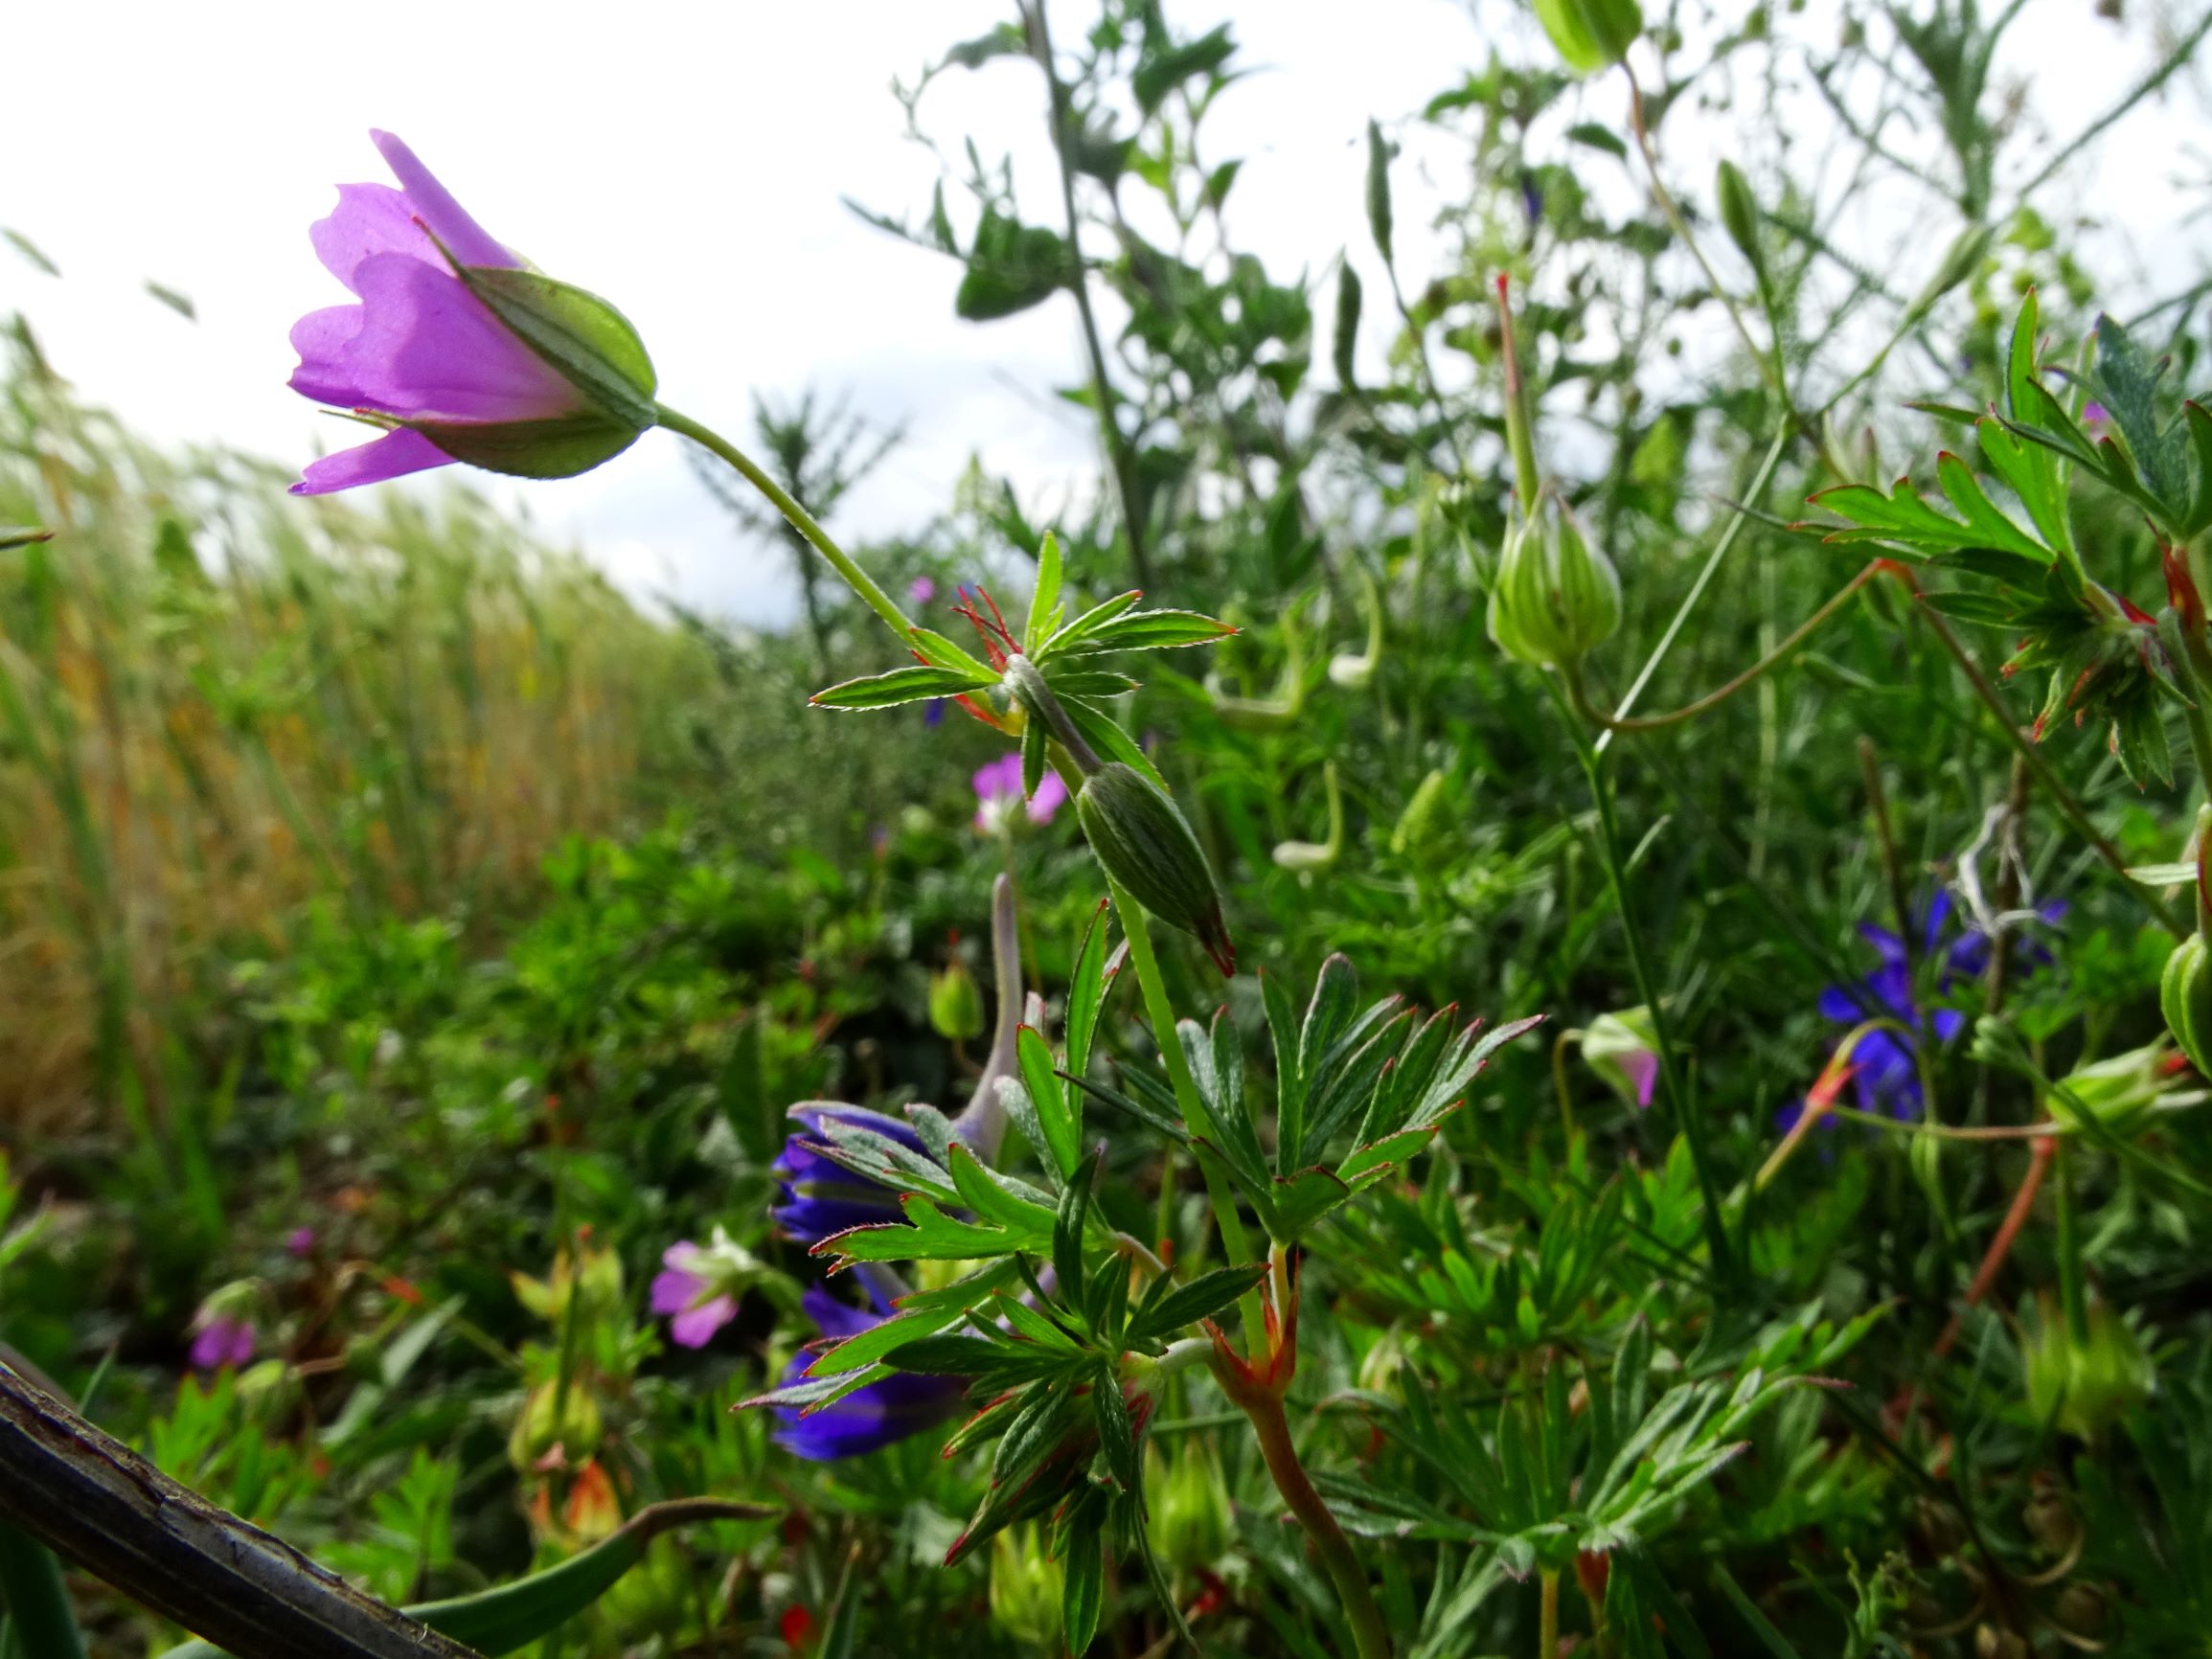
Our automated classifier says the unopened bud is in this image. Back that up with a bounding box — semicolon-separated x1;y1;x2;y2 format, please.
2021;1296;2153;1443
1487;492;1621;670
928;960;987;1042
1147;1438;1234;1578
1077;763;1235;975
1716;161;1767;289
1583;1007;1659;1108
1391;768;1454;862
988;1524;1064;1649
509;1378;604;1471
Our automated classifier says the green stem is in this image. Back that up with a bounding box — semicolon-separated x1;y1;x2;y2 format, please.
1539;1566;1560;1659
655;405;916;645
1243;1391;1391;1659
1558;680;1736;1280
1107;876;1268;1352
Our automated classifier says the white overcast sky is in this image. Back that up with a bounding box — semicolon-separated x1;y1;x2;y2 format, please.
6;1;2209;625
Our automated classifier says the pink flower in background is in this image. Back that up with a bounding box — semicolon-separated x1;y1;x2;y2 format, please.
971;753;1068;832
909;577;938;605
650;1231;765;1349
285;1226;317;1258
191;1316;256;1373
287;131;594;495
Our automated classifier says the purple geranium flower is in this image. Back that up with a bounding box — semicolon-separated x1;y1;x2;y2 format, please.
910;577;938;605
772;1104;928;1245
650;1243;740;1350
1800;891;2062;1124
287;131;600;495
773;1282;965;1460
191;1316;256;1373
972;753;1068;832
285;1226;317;1258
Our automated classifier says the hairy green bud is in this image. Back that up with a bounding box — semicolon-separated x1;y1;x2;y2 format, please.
928;960;987;1042
2162;932;2212;1076
2021;1296;2153;1443
1146;1438;1233;1578
1077;763;1235;974
1334;262;1363;390
1715;161;1767;290
1487;493;1622;670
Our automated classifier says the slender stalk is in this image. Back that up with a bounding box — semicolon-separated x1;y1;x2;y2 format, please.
1933;1128;2054;1359
1106;875;1266;1352
1538;1567;1560;1659
2053;1137;2088;1346
655;405;916;644
1575;562;1888;732
1859;736;1941;1124
1915;604;2188;936
1595;426;1790;753
1558;691;1736;1279
1025;0;1152;589
1243;1391;1391;1659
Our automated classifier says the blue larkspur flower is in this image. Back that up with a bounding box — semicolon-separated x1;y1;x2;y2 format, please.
770;1104;925;1246
772;1281;966;1460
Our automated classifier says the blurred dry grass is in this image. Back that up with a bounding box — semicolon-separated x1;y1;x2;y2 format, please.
0;330;711;1138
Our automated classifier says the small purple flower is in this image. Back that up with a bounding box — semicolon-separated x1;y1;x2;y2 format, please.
772;1104;926;1245
924;699;946;728
971;753;1068;832
191;1317;257;1373
910;577;939;605
1811;892;2062;1120
650;1243;740;1349
285;1226;317;1259
773;1283;965;1460
287;131;604;495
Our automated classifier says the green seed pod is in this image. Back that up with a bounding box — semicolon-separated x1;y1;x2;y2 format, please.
1487;493;1622;670
1365;120;1395;264
1529;0;1644;75
2160;932;2212;1075
1390;768;1453;861
928;960;987;1042
1334;262;1363;390
1077;763;1235;974
1715;161;1767;290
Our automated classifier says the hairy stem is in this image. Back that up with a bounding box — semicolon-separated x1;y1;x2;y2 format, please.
1242;1390;1391;1659
656;405;916;645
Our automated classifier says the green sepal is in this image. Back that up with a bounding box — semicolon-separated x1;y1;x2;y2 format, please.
452;265;657;429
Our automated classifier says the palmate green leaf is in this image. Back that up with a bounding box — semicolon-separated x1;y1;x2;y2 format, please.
1179;1016;1267;1190
1037;591;1142;657
1132;20;1238;111
806;1261;1022;1376
2090;310;2195;511
812;1196;1029;1265
946;1143;1060;1237
1060;1066;1188;1144
1125;1263;1269;1347
906;626;1001;682
810;1113;962;1207
1071;607;1238;652
1804;457;2054;575
810;665;988;711
956;209;1069;321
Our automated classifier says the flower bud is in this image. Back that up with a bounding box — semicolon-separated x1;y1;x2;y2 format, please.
2050;1040;2176;1135
2021;1296;2153;1443
509;1378;604;1471
1528;0;1644;75
1146;1438;1233;1578
1076;762;1235;975
928;960;987;1042
1716;161;1767;290
1390;768;1453;862
988;1524;1064;1649
2163;932;2212;1075
1487;493;1621;670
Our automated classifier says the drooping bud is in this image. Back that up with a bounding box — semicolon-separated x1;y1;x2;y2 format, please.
2159;806;2212;1073
1146;1437;1234;1578
1487;491;1622;670
1528;0;1644;76
1334;262;1363;390
1076;762;1235;974
928;959;987;1042
2020;1295;2154;1443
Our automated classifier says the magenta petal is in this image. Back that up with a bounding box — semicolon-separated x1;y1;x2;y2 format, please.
670;1295;737;1349
320;255;580;423
309;183;438;293
1623;1050;1658;1109
371;131;515;270
650;1264;705;1317
291;427;453;495
1027;770;1069;824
